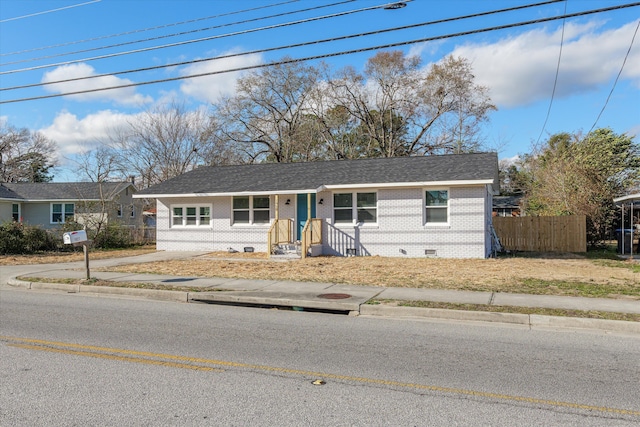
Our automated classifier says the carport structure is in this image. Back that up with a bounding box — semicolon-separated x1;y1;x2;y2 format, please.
613;193;640;256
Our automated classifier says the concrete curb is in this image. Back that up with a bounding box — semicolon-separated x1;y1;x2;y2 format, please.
7;278;639;334
189;293;360;312
360;305;531;324
7;278;188;303
529;314;640;334
360;305;640;334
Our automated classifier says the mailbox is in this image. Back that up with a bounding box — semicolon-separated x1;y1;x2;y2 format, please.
63;230;88;245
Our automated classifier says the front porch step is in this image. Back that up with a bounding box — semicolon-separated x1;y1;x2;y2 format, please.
270;252;302;260
271;242;302;259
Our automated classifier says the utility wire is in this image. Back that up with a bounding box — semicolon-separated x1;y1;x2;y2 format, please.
0;0;101;23
535;0;567;146
1;3;638;104
0;0;299;57
1;0;563;89
1;0;353;66
587;19;640;135
0;0;403;74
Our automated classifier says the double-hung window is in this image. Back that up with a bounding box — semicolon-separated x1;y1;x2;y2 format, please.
425;190;448;224
232;196;270;225
51;203;74;224
171;204;211;227
333;192;377;224
12;203;20;222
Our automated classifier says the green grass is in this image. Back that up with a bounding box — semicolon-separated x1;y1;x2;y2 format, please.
370;299;640;322
511;278;640;298
19;276;226;293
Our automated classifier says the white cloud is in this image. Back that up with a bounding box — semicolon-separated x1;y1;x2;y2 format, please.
627;124;640;140
179;50;264;102
39;110;135;159
408;40;445;59
41;63;153;106
449;20;640;108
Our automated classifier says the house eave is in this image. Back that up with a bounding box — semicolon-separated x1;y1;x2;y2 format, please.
17;198;111;203
134;189;319;199
319;179;496;191
614;193;640;204
135;179;496;199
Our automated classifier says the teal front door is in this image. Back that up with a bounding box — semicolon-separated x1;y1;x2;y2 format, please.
296;193;316;240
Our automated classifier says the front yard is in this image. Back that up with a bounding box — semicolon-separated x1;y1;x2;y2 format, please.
3;248;638;299
103;250;639;299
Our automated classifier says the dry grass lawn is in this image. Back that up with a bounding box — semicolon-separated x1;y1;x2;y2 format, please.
102;250;639;298
0;247;157;265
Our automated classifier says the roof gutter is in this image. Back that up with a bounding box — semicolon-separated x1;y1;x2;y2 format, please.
317;179;496;192
133;189;319;199
614;193;640;204
135;179;496;199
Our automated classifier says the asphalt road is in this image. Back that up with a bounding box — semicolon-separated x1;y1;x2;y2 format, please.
1;288;639;426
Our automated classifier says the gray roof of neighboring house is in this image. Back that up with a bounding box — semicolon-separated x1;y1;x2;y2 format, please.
137;153;499;196
0;184;21;200
493;195;522;209
0;182;134;201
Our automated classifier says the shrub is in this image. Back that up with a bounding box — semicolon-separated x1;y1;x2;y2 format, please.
92;224;133;249
0;221;25;254
24;226;57;252
0;222;57;254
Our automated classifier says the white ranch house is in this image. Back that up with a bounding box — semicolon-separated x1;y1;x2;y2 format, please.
135;153;500;258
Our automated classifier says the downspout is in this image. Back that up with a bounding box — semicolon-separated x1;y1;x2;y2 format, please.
621;204;625;255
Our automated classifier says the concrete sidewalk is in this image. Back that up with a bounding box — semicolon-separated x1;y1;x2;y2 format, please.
4;250;640;334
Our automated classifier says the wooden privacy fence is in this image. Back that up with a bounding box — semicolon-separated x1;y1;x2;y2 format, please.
493;215;587;253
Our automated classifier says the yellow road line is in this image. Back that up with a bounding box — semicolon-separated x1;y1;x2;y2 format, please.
8;344;221;372
2;335;639;417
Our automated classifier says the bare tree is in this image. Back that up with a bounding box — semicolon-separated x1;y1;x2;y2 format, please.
0;122;58;182
73;145;123;183
113;102;225;188
212;59;325;163
325;52;496;157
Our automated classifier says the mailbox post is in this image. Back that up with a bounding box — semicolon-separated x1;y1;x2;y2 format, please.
63;230;90;280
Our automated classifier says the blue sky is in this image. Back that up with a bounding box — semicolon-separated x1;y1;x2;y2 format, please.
1;0;639;182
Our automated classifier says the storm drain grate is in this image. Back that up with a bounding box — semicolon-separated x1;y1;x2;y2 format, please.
317;293;351;300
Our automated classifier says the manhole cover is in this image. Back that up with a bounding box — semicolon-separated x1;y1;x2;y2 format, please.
317;293;351;300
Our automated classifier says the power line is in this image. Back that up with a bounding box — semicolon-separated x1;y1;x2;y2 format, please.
535;0;567;146
1;2;638;105
0;0;299;57
587;19;640;135
1;0;353;66
0;0;101;23
1;0;564;90
0;0;404;75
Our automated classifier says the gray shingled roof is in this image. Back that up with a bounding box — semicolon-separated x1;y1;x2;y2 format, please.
137;153;499;196
1;182;133;201
493;195;522;209
0;184;21;200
